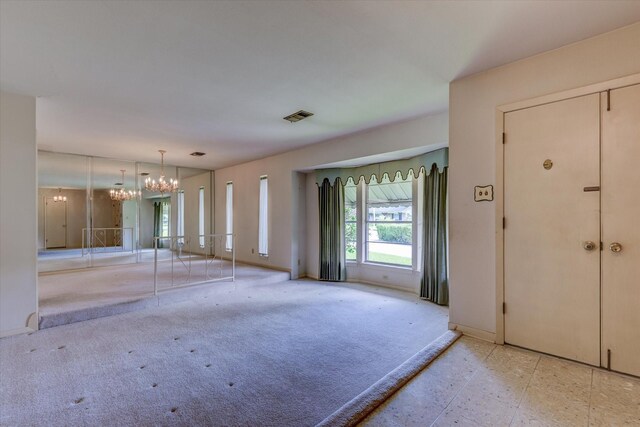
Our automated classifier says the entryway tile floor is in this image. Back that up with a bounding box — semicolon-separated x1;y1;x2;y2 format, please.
362;336;640;426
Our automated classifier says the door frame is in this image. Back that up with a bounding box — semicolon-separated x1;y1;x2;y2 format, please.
494;72;640;345
44;196;68;249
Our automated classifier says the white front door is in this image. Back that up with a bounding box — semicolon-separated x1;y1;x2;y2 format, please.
504;93;601;366
45;198;67;249
601;84;640;376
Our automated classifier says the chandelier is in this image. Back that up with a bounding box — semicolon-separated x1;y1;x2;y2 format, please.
144;150;179;194
53;188;67;202
110;169;140;201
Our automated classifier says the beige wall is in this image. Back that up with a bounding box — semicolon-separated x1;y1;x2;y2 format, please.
1;91;37;337
449;23;640;337
214;112;448;277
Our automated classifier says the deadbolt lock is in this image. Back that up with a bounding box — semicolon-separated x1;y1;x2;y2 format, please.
609;242;623;253
583;241;596;251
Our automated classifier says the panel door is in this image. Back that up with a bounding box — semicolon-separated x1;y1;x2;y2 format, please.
601;84;640;377
504;94;601;365
45;198;67;248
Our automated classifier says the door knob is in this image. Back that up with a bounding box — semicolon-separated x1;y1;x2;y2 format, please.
583;241;597;251
609;242;623;253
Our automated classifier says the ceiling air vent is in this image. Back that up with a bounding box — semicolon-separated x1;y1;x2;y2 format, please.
283;110;314;123
190;152;206;157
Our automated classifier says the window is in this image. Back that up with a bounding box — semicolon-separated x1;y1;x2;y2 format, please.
225;182;233;251
198;186;205;248
177;191;184;243
365;174;412;266
344;178;357;261
258;176;268;256
161;201;171;237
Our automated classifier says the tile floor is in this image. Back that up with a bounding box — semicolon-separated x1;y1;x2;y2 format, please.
362;336;640;426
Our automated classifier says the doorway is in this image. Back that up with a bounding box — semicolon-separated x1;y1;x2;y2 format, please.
44;197;67;249
503;83;639;377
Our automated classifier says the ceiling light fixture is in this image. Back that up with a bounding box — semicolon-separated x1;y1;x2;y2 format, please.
144;150;179;195
110;169;140;201
53;188;67;202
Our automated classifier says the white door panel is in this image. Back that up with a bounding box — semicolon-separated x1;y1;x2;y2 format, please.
45;198;67;249
504;94;601;366
601;84;640;377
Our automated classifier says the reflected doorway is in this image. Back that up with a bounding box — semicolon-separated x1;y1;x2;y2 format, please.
44;198;67;248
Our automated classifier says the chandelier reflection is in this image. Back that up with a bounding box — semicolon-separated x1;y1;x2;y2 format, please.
110;169;140;201
53;188;67;202
144;150;179;194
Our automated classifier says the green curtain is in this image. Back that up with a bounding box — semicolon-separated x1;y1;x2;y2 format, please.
318;178;346;281
421;164;449;305
153;201;163;249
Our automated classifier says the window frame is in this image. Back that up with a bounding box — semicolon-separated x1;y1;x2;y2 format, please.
258;176;268;257
344;178;358;263
364;175;413;268
198;186;205;248
225;181;233;251
177;190;185;244
344;172;419;271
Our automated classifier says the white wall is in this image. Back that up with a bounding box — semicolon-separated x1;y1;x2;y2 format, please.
214;113;448;276
449;23;640;338
0;91;37;337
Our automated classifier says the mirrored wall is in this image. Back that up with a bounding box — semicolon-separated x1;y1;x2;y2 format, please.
38;151;212;273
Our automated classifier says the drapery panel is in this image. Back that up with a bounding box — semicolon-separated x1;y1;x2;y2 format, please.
318;178;346;281
421;164;449;305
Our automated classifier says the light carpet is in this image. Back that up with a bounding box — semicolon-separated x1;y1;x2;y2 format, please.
0;279;448;426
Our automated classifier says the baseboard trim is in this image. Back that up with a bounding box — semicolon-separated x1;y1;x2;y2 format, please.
0;326;37;339
218;257;291;274
448;322;496;343
316;330;462;427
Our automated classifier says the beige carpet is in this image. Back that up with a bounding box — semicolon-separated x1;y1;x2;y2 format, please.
0;281;448;426
1;279;448;426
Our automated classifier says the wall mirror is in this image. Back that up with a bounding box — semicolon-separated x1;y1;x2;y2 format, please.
37;151;212;273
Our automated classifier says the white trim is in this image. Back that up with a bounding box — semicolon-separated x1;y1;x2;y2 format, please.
499;73;640;113
448;322;496;343
1;326;37;338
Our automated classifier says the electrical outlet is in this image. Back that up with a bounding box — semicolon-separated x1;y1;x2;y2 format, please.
474;185;493;202
251;248;254;254
382;275;388;280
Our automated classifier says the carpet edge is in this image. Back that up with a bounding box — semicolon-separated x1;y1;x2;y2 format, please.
316;329;462;427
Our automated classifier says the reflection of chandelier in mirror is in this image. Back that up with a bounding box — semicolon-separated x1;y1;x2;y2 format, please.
144;150;179;194
110;169;140;201
53;188;67;202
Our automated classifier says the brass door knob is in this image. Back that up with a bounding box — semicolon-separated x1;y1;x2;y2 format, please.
583;241;596;251
609;242;623;253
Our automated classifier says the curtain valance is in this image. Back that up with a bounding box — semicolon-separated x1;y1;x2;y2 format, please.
315;147;448;186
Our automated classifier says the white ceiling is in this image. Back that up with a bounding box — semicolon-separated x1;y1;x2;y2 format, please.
2;1;640;169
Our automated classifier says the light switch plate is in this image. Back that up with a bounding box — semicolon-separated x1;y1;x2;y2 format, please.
474;185;493;202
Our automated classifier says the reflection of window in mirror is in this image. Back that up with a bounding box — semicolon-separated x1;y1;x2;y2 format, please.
177;191;184;244
198;187;205;248
161;201;171;238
